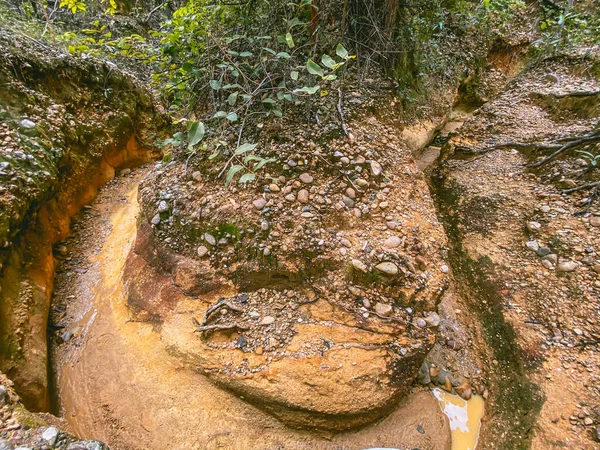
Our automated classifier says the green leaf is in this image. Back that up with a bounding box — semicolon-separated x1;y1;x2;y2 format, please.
228;92;239;106
239;51;253;57
272;108;283;117
306;59;324;77
290;70;299;81
212;111;228;118
293;85;321;95
262;97;276;105
336;43;349;59
285;32;295;48
210;79;221;90
187;121;205;146
235;143;258;155
255;157;276;171
182;62;193;72
244;155;263;164
276;52;291;59
225;165;244;187
226;112;238;121
321;54;336;69
208;148;220;159
263;47;276;55
324;74;337;81
239;173;256;184
287;17;304;29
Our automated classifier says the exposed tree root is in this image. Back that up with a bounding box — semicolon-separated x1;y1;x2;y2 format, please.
201;299;245;326
456;120;600;169
561;181;600;194
551;90;600;99
528;129;600;168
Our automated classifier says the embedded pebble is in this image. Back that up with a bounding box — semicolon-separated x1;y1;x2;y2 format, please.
158;200;169;213
556;261;578;273
197;245;209;257
424;312;441;327
370;160;383;176
352;259;368;273
299;173;314;184
253;198;267;210
42;427;59;446
204;233;217;246
0;385;7;404
261;316;275;325
298;189;309;204
536;247;551;257
384;236;401;248
375;261;398;275
374;302;393;316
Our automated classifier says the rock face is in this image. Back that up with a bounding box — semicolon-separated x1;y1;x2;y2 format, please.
0;34;164;410
124;109;449;430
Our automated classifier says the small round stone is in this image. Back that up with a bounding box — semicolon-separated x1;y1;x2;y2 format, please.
352;259;368;273
415;318;427;328
556;261;578;273
375;302;392;316
299;173;314;184
253;198;267;210
384;236;401;248
197;246;209;257
375;261;398;275
261;316;275;325
204;233;217;246
298;189;309;204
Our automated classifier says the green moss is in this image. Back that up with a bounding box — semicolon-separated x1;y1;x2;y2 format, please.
12;404;46;428
432;172;543;450
216;222;241;239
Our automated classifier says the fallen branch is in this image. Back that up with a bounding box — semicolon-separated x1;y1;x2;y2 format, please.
337;87;349;137
144;1;168;23
195;323;249;333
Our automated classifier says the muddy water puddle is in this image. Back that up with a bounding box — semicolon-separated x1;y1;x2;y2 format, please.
433;389;484;450
49;167;462;449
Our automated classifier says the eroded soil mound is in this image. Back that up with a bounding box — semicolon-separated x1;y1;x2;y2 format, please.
125;91;452;429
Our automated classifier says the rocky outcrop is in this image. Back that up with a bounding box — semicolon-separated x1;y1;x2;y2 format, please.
0;30;164;410
124;91;451;430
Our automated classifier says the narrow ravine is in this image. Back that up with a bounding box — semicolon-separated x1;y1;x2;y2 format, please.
48;165;461;450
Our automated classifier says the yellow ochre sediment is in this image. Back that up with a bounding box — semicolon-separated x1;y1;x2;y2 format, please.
433;388;485;450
